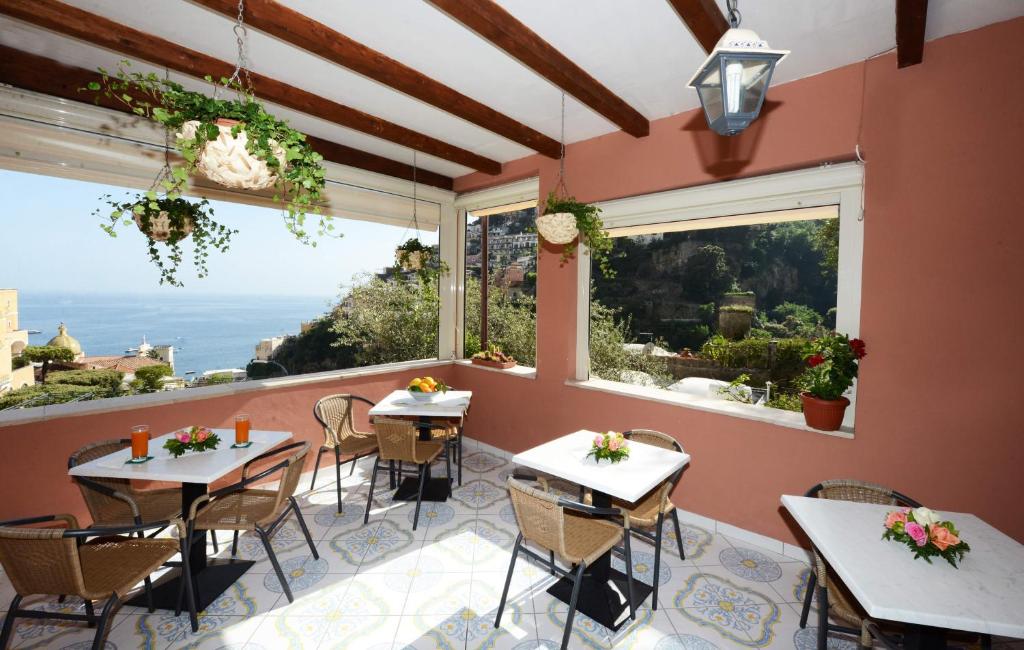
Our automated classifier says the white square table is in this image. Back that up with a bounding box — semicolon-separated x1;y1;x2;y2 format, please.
512;430;691;630
369;390;472;501
782;495;1024;647
68;429;292;611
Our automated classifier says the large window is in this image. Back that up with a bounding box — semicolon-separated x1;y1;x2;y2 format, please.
576;164;864;430
0;168;441;411
463;204;537;366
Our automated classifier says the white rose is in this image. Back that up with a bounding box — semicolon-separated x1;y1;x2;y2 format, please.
912;507;940;527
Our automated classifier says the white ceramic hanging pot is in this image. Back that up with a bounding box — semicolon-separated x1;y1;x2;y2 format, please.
397;249;425;271
178;119;286;191
134;211;194;242
535;212;578;245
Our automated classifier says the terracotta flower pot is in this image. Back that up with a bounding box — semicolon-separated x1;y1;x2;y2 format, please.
799;392;850;431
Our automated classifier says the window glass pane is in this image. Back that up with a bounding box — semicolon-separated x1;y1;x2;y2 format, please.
0;169;439;409
464;206;537;366
589;213;839;413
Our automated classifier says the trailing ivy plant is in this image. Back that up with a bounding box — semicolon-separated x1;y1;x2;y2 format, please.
87;63;329;245
543;192;615;277
395;238;449;283
96;192;235;287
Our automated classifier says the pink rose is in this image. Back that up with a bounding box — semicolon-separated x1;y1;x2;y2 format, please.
196;430;209;442
885;510;907;530
929;525;960;551
593;435;604;447
608;438;620;451
905;521;928;547
177;431;191;443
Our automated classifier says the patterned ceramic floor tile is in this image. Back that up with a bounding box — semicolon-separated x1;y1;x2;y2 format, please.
461;451;509;475
335;573;411;618
718;536;804;566
317;614;402;650
673;573;782;648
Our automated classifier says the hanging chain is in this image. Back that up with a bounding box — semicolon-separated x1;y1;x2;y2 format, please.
150;67;174;192
726;0;741;28
554;91;569;199
215;0;253;99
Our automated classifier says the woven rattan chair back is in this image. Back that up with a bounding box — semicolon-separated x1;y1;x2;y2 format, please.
0;526;84;597
314;394;362;449
373;418;419;463
271;442;310;513
507;478;566;558
68;440;137;523
624;429;681;452
812;479;905;506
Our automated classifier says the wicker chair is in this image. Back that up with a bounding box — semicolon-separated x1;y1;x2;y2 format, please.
364;418;449;530
800;480;922;649
498;477;636;650
312;394;380;513
0;515;197;650
184;442;317;604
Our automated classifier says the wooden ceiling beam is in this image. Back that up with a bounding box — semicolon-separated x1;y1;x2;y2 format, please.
426;0;648;138
664;0;729;54
0;45;454;190
896;0;928;68
190;0;563;159
0;0;498;176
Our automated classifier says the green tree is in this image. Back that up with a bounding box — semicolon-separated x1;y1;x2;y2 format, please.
680;244;734;303
0;383;96;410
331;274;439;366
204;372;234;385
464;276;537;366
46;369;124;393
131;364;172;393
271;314;356;374
813;218;840;281
20;345;75;382
589;300;673;386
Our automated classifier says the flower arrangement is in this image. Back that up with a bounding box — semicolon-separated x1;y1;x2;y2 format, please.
881;506;970;567
164;426;221;458
586;431;630;463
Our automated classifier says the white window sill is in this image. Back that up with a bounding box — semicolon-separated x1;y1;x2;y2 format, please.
0;358;454;427
565;378;854;439
455;359;537;379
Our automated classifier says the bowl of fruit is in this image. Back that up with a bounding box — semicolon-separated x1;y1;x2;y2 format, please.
471;345;517;370
407;376;449;402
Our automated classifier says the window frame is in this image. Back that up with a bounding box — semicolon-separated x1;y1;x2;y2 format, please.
574;163;865;433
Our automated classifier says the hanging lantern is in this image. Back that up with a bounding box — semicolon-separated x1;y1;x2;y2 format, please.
688;0;788;136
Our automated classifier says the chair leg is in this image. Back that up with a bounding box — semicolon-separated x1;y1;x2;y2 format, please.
210;530;219;554
623;533;637;620
495;533;523;629
549;550;556;575
84;598;96;627
444;445;452;496
653;512;664;611
291;496;320;560
562;562;587;650
364;458;380;525
0;595;21;649
816;583;829;650
799;571;817;628
259;526;294;603
90;595;117;650
310;446;325;491
456;432;463;486
348;454;358;476
143;576;155;613
334;446;343;514
670;509;686;561
180;537;199;632
388;459;396;489
231;530;240;557
412;463;428;531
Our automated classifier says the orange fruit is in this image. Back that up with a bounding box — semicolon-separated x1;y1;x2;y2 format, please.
420;383;433;393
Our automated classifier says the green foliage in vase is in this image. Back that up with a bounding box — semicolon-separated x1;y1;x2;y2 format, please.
542;193;615;278
87;62;328;245
96;193;234;287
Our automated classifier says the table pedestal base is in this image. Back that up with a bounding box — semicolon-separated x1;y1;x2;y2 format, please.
126;558;254;612
903;625;947;650
546;568;651;632
392;476;451;502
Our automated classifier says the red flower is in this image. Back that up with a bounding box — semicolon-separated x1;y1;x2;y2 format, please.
849;338;867;359
807;354;825;367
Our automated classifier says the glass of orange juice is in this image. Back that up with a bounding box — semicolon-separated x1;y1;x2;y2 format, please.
130;425;150;460
234;414;250;446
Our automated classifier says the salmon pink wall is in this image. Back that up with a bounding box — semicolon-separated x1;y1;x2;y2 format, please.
453;18;1024;544
0;365;450;526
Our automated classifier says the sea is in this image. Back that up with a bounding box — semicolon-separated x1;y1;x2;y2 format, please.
17;292;333;377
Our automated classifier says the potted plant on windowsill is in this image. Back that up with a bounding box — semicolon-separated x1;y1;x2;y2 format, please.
471;344;517;370
96;192;235;287
797;334;866;431
88;63;329;245
536;192;615;278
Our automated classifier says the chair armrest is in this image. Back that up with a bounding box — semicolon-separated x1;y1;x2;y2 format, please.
241;442;305;479
62;518;185;540
350;395;376;407
72;476;143;521
556;497;631;529
0;513;80;529
190;459;290;521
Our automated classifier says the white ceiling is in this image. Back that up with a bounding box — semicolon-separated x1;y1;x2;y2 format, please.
1;0;1021;179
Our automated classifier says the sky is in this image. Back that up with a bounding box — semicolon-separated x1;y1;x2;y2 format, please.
0;169;438;299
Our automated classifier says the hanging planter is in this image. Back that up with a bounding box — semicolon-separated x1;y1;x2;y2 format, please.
540;192;616;278
97;192;235;287
535;210;578;245
178;118;286;191
89;63;329;245
396;238;449;282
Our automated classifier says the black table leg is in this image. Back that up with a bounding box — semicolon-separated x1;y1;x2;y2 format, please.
903;625;948;649
545;489;651;631
392;416;452;502
126;482;254;612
